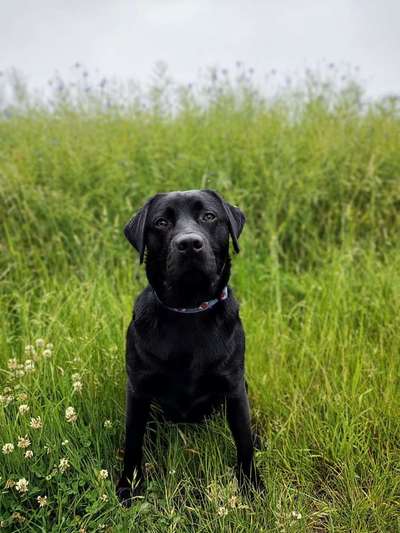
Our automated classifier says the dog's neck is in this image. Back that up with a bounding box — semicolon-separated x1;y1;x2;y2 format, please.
146;257;231;309
152;285;228;314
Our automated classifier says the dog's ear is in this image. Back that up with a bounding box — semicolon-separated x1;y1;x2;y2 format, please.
204;190;245;253
124;195;158;264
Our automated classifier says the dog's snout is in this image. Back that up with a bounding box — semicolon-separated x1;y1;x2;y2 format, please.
174;233;204;253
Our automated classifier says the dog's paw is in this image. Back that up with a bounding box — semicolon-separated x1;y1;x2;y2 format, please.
116;478;134;507
237;464;266;496
252;432;262;450
249;468;265;493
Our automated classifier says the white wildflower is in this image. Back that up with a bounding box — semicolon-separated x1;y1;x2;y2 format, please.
104;419;112;429
65;406;77;423
228;495;239;508
18;404;30;415
42;349;52;358
0;394;13;407
73;380;83;393
30;416;43;429
15;478;29;493
98;469;109;480
7;358;18;370
35;339;45;348
25;345;36;355
2;443;14;454
59;457;70;473
17;436;31;448
11;512;25;523
37;495;48;507
24;450;33;459
24;360;35;372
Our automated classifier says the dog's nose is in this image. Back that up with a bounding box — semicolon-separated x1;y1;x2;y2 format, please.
174;233;204;253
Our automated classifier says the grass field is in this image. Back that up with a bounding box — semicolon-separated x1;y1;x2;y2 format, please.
0;68;400;532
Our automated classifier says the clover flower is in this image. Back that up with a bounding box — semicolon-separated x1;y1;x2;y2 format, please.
24;360;35;372
15;478;29;493
7;358;18;370
35;339;45;348
73;380;83;393
2;443;14;454
25;345;36;356
25;450;33;459
104;419;112;429
65;406;77;423
11;512;26;523
18;404;30;415
30;416;43;429
17;436;31;448
98;469;109;480
0;394;13;407
228;495;239;508
59;457;70;473
37;495;48;507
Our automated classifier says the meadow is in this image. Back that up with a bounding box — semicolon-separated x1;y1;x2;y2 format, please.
0;66;399;532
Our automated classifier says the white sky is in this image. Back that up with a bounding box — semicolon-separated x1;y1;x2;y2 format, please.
1;0;399;97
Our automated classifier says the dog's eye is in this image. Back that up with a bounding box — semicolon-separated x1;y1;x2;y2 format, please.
202;212;216;222
154;217;169;228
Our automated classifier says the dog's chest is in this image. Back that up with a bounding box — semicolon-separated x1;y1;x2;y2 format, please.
145;363;231;422
133;331;237;421
137;345;232;395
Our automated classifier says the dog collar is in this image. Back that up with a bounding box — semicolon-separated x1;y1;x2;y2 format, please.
153;286;228;314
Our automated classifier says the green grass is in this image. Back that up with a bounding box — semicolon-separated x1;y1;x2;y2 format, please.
0;68;400;531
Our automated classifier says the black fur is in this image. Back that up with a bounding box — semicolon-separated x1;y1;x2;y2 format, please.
117;189;262;505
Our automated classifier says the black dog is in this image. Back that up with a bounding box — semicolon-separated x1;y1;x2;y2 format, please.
117;189;261;504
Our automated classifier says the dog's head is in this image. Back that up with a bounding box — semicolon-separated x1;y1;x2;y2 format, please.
124;189;245;307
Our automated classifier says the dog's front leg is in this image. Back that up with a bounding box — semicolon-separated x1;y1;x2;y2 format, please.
226;382;263;491
116;385;150;506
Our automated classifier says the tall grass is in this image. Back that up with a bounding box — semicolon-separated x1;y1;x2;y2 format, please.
0;67;399;531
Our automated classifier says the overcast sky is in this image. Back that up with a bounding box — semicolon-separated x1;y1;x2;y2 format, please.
1;0;399;98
